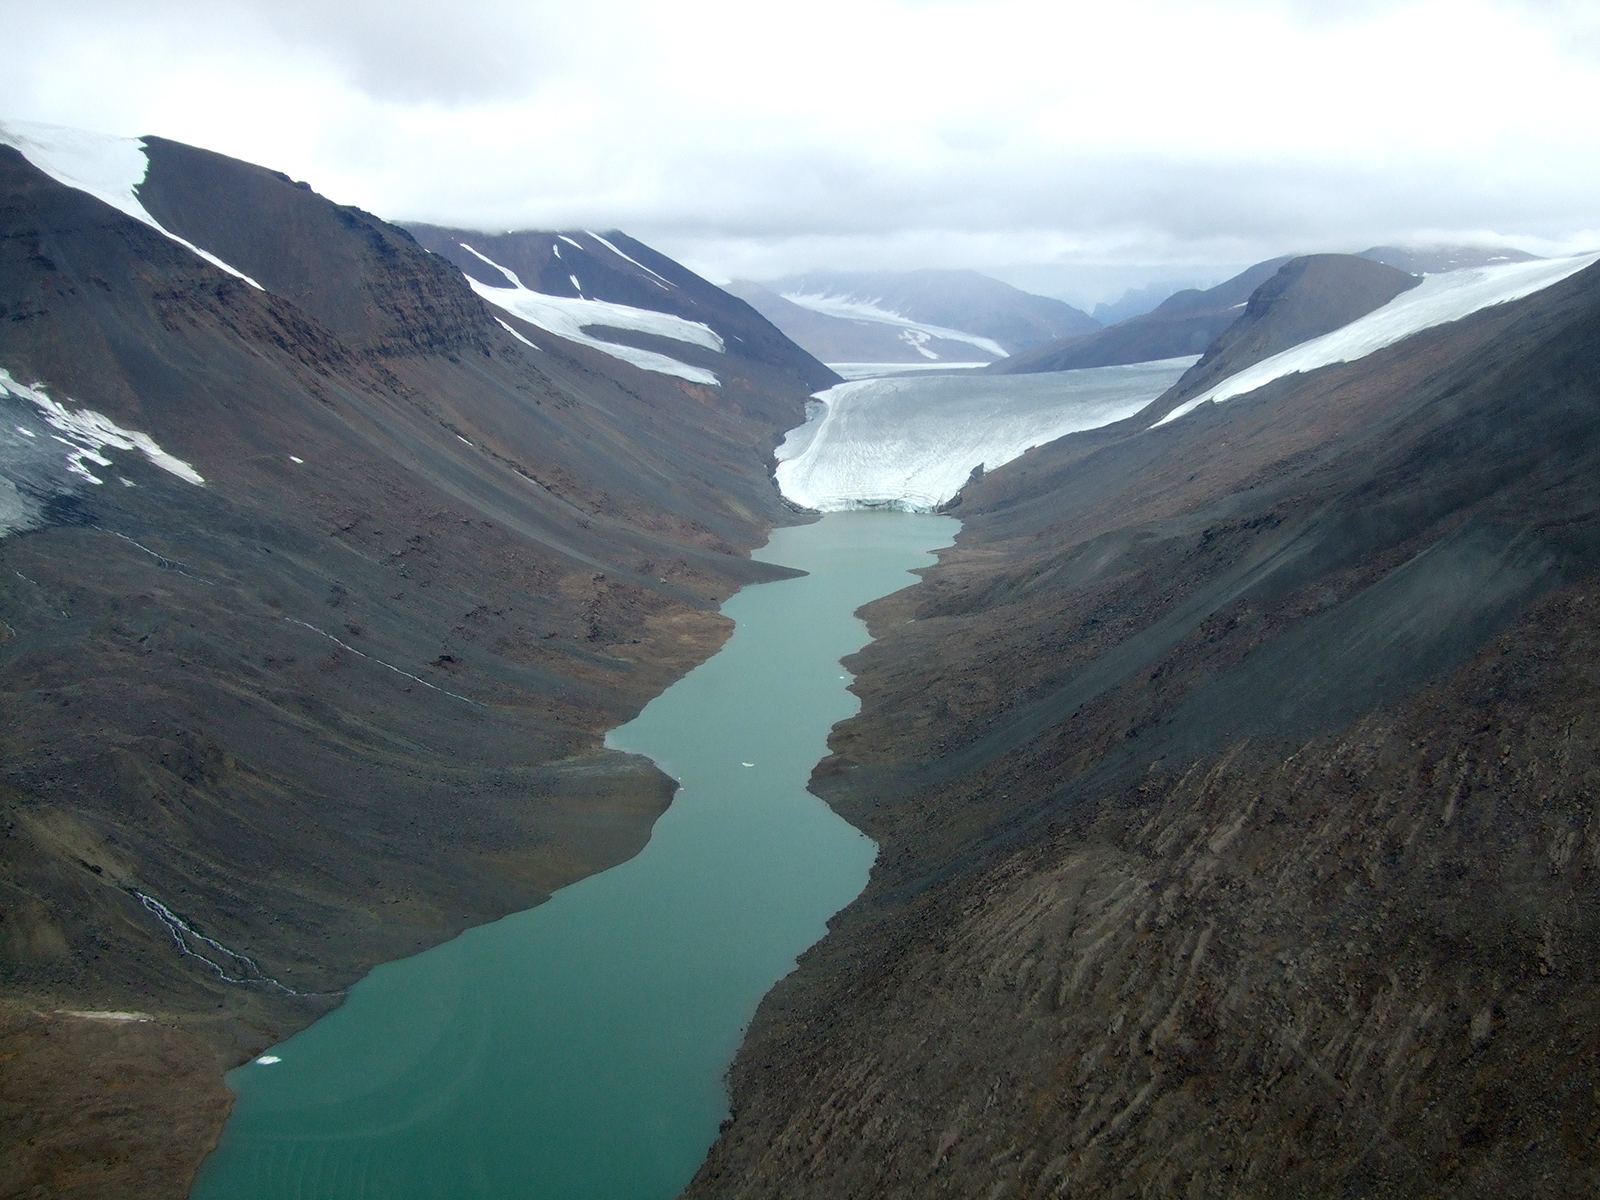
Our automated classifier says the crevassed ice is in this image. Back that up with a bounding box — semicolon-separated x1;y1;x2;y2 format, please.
0;120;263;290
0;367;204;486
458;248;724;386
778;292;1008;359
776;357;1195;512
1154;252;1600;428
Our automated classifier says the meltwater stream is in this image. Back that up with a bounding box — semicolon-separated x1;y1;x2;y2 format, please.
192;510;958;1200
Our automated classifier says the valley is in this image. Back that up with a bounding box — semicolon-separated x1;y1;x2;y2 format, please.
2;111;1599;1200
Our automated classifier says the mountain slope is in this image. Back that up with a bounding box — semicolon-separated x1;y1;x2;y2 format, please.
0;132;819;1199
687;260;1600;1196
992;256;1293;373
1141;252;1420;419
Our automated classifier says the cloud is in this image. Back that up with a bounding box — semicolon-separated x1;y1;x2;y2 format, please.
3;0;1597;295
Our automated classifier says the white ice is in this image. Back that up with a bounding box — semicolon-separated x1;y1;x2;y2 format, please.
776;357;1194;512
779;291;1008;358
586;231;675;290
0;120;263;289
496;317;541;350
1155;252;1600;428
1;367;204;486
255;1055;281;1064
827;362;988;381
458;248;724;386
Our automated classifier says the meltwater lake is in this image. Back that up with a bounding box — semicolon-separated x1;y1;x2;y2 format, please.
192;511;958;1200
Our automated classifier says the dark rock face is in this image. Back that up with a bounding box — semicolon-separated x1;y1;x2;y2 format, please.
0;140;820;1197
992;256;1293;374
687;262;1600;1196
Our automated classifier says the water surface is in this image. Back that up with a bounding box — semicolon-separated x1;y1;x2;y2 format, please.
193;510;958;1200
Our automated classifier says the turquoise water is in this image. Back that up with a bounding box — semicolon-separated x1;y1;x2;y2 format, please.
192;511;958;1200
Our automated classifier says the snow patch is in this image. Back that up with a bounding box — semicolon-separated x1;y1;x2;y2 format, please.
0;120;263;289
457;248;723;386
1;368;204;485
496;317;541;350
777;357;1194;511
459;241;521;287
558;235;584;250
586;231;675;290
780;291;1008;358
1156;252;1600;428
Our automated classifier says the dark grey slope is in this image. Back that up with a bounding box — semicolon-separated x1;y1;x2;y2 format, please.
992;255;1295;373
686;255;1600;1200
137;136;495;356
405;224;839;393
0;139;814;1196
762;268;1099;354
1139;253;1419;420
1360;243;1540;275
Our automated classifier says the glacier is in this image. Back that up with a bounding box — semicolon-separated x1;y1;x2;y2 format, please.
779;292;1009;359
776;357;1195;512
1156;252;1600;428
455;245;724;386
0;120;263;289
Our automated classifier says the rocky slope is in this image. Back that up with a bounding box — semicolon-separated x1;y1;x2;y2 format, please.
0;134;824;1199
687;259;1600;1196
992;257;1293;374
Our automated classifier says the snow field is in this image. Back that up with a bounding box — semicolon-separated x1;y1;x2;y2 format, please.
1155;252;1600;427
0;120;263;289
459;248;725;386
776;357;1195;511
0;367;205;488
779;291;1009;359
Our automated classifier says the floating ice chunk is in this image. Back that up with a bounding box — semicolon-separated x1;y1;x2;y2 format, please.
0;120;263;289
255;1055;282;1065
585;232;675;290
1155;252;1600;428
776;357;1193;512
780;291;1008;358
0;367;204;485
741;762;755;767
457;251;723;386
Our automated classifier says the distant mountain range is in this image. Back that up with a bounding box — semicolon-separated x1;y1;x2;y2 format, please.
727;269;1098;365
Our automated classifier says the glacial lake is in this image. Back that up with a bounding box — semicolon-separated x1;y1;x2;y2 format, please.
192;510;959;1200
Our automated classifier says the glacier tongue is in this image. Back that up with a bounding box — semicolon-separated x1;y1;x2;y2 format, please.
775;358;1194;512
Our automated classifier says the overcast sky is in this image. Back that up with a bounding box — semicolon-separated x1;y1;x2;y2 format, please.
4;0;1598;303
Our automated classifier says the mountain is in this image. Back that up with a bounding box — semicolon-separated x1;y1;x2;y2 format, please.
1360;243;1541;275
685;253;1600;1197
0;123;825;1198
728;269;1099;365
992;256;1294;373
405;225;837;393
1141;252;1421;420
1090;280;1190;325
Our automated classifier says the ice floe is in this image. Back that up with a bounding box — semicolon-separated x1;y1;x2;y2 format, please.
1155;252;1600;428
0;120;263;289
779;291;1008;359
776;357;1194;511
458;247;724;386
1;367;204;486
